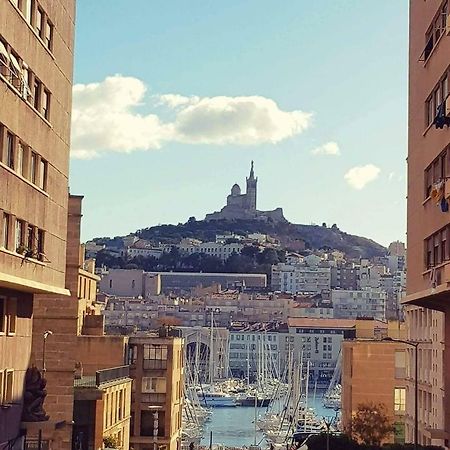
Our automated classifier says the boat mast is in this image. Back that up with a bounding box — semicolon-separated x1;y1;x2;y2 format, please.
209;310;214;385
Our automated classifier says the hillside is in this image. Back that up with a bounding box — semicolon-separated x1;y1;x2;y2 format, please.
134;218;386;259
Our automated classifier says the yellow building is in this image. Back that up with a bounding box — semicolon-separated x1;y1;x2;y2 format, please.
74;366;132;450
127;333;184;450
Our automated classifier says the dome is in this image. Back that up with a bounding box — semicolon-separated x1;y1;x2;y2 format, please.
231;183;241;196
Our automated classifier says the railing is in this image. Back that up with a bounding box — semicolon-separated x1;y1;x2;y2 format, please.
96;365;130;386
0;58;33;103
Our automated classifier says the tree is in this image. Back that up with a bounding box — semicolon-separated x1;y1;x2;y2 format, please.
350;402;394;446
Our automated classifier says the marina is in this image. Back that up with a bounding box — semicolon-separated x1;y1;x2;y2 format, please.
199;393;334;447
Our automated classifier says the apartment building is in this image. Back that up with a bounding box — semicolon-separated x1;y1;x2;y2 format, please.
0;0;75;444
342;340;407;444
271;263;331;294
127;334;184;450
332;288;387;321
403;0;450;446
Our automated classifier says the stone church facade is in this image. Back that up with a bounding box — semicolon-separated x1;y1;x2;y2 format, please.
205;162;286;222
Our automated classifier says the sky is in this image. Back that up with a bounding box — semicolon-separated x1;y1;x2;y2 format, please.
70;1;408;247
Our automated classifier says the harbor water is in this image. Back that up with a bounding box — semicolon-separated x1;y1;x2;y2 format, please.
200;391;335;447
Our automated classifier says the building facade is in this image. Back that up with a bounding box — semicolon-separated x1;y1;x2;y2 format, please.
127;334;184;450
332;288;387;321
342;340;407;444
0;0;76;443
73;366;132;450
404;0;450;446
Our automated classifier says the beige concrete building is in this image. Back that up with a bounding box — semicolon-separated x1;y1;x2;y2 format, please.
0;0;76;444
342;340;407;444
404;0;450;447
74;366;132;450
127;334;184;450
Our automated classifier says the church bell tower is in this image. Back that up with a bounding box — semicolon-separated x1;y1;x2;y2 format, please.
246;161;257;211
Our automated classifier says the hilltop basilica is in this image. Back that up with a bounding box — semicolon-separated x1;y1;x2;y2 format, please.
205;162;286;222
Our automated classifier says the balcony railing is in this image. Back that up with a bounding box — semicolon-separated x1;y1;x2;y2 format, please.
96;365;130;386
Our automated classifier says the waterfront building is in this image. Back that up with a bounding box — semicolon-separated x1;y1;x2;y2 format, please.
228;322;284;379
402;0;450;446
342;339;407;444
331;288;387;321
0;0;76;444
283;318;357;384
127;333;184;450
73;366;132;450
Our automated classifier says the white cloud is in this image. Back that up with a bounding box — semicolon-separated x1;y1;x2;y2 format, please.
388;171;395;181
344;164;381;190
71;75;312;159
311;141;340;156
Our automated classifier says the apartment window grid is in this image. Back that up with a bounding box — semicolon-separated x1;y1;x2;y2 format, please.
0;124;49;191
424;145;450;198
0;34;52;120
394;387;406;412
143;344;168;369
424;225;450;269
9;0;54;51
0;369;14;405
425;70;449;127
0;297;17;335
423;1;449;61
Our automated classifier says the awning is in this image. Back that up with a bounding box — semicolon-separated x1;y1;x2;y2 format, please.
0;41;9;63
9;53;21;75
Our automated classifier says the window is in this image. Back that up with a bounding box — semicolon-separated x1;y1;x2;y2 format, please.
30;152;37;184
395;350;406;378
142;377;166;394
37;228;44;260
33;78;41;111
127;344;138;365
42;89;50;120
25;0;33;24
38;159;47;190
27;224;34;254
15;219;24;252
3;370;13;404
6;298;16;334
35;7;43;36
394;387;406;412
6;132;14;169
2;213;9;249
0;297;5;334
17;143;24;176
44;20;53;51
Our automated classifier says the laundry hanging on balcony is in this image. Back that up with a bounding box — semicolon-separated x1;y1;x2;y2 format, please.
431;180;449;212
434;102;450;129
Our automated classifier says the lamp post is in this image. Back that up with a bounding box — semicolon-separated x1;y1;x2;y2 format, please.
383;337;420;450
42;330;53;373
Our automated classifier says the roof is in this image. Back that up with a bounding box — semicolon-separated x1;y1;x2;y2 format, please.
287;318;356;329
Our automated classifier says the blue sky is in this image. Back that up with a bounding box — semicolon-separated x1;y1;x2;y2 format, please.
70;1;408;246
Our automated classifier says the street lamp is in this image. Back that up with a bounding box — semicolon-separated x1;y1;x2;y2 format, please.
383;336;420;450
42;330;53;373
